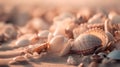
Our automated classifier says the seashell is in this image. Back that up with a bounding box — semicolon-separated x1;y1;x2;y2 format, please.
53;12;75;22
107;50;120;60
15;34;33;46
104;19;115;42
108;11;120;24
98;52;107;59
15;39;30;47
65;20;79;39
85;28;108;46
77;8;93;23
3;24;18;40
26;18;49;32
38;30;49;38
50;13;75;36
67;56;77;65
49;35;68;53
29;43;48;54
71;28;108;55
88;13;106;24
13;56;26;62
71;33;102;55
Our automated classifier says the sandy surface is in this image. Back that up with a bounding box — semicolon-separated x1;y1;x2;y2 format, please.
0;41;78;67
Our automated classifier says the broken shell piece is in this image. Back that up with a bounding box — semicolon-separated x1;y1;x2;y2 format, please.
9;56;28;65
67;56;77;65
13;56;26;62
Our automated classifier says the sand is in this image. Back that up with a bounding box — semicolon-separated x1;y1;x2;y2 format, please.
0;41;78;67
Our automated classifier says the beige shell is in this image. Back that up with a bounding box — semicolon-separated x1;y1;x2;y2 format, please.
38;30;49;38
15;34;33;46
12;56;26;62
3;24;18;40
77;8;93;21
85;28;108;46
88;13;106;24
49;35;68;53
72;28;108;55
26;18;49;32
72;34;102;55
108;11;120;24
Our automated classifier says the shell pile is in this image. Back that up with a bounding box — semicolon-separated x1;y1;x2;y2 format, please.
0;6;120;67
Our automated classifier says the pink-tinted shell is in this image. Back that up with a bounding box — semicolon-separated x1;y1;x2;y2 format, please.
71;34;102;55
71;28;108;55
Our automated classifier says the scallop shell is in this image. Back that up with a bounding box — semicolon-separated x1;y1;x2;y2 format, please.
67;56;77;65
85;28;108;46
71;28;108;55
72;34;102;55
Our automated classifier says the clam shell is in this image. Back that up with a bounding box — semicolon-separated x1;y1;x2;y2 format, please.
107;50;120;60
85;28;108;46
72;34;102;54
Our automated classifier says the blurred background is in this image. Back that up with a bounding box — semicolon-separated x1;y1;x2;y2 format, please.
0;0;120;26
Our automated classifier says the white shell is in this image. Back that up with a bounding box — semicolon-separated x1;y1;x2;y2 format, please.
30;18;49;30
38;30;49;38
108;11;120;24
49;35;68;53
88;13;105;24
15;34;33;46
67;56;77;65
